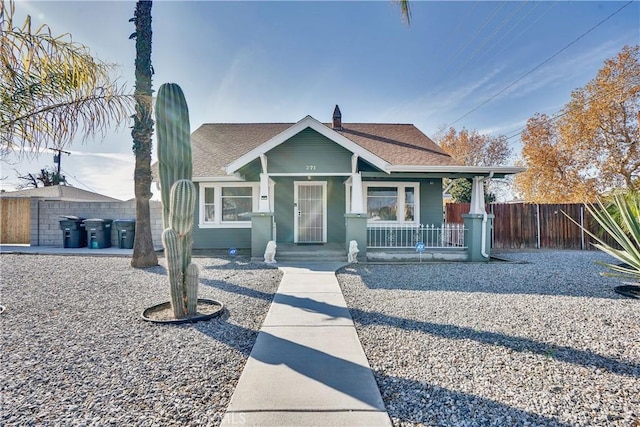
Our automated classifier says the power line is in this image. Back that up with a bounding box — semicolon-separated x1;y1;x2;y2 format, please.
444;0;635;129
447;1;530;83
503;80;639;142
61;167;99;193
437;1;507;80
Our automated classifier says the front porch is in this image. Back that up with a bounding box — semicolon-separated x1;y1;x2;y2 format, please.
250;217;491;263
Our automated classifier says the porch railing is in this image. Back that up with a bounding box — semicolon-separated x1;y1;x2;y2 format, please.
367;223;466;249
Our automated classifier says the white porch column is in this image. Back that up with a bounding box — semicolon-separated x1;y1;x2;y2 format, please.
351;172;365;213
259;173;270;212
469;176;485;214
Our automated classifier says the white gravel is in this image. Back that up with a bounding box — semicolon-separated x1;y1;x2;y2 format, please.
1;254;282;426
337;250;640;427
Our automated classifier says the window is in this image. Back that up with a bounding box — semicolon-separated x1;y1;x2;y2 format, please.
361;182;419;224
367;187;398;221
222;187;252;221
204;188;215;222
199;183;258;227
404;187;415;222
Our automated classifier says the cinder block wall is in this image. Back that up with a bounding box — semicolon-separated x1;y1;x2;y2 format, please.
30;199;163;248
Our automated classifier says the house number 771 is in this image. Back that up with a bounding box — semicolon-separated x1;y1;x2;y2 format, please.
305;165;316;171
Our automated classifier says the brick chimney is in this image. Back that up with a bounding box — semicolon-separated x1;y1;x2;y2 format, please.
332;105;342;130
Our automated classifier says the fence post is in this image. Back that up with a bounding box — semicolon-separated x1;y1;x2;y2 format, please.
536;204;541;249
580;204;585;250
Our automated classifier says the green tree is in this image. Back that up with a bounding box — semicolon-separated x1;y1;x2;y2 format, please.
0;0;131;158
130;0;158;268
448;178;496;204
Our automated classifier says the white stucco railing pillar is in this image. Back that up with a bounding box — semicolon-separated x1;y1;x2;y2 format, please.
259;173;270;212
469;176;485;214
351;172;365;213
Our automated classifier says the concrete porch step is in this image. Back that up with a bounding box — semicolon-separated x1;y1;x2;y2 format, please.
269;243;347;263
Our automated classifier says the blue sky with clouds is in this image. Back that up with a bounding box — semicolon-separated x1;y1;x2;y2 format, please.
2;0;638;200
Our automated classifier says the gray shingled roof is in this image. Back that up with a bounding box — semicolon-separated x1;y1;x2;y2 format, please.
1;185;122;202
169;121;460;179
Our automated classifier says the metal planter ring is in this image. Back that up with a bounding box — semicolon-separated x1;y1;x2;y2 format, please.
141;298;224;324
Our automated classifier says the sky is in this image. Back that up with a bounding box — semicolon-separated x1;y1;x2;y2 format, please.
1;0;638;201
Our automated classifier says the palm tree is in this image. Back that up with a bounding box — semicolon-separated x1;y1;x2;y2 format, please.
0;0;132;158
395;0;411;25
130;0;158;268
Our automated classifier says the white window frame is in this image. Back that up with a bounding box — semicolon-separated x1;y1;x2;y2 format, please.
350;182;419;225
198;182;260;228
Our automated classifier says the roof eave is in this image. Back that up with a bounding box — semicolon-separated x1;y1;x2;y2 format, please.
193;175;246;182
385;165;526;176
224;115;391;174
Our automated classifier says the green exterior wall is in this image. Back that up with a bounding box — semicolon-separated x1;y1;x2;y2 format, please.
267;128;352;174
192;182;252;249
191;177;444;250
361;177;443;226
272;176;346;244
419;178;444;226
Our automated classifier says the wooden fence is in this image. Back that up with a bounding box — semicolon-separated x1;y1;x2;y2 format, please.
0;198;31;244
444;202;617;250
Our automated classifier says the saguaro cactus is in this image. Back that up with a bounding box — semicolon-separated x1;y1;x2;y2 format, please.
156;83;198;318
162;180;198;318
156;83;192;229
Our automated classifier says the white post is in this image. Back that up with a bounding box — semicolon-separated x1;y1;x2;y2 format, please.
259;173;270;212
351;172;364;213
469;176;485;214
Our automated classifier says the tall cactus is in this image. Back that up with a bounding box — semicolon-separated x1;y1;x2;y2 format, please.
162;180;198;318
156;83;198;319
156;83;192;229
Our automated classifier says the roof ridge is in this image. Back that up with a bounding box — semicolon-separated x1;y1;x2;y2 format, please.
199;122;417;126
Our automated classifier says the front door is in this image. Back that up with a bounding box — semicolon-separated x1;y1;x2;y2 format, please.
294;181;327;243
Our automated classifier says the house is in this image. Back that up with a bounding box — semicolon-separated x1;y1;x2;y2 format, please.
158;106;524;261
1;184;122;202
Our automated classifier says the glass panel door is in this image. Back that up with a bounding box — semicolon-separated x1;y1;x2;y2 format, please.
294;182;326;243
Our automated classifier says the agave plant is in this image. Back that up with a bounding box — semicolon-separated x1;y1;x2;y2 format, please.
573;193;640;280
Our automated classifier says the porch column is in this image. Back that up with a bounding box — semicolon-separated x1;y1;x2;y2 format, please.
465;175;492;261
258;173;270;213
345;213;368;261
250;212;274;261
469;176;485;214
351;172;365;213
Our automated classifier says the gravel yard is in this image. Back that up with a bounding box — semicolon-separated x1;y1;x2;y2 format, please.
337;251;640;427
0;254;282;426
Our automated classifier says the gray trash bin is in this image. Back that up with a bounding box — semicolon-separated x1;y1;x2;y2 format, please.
84;219;113;249
114;219;136;249
59;216;86;248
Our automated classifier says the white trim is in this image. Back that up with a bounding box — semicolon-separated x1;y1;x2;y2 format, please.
384;165;525;175
198;223;252;229
194;175;245;182
363;182;420;225
293;181;328;243
225;116;390;174
263;172;351;177
198;182;260;228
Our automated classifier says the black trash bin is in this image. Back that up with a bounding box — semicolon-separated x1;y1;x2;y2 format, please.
84;219;113;249
59;216;86;248
114;219;136;249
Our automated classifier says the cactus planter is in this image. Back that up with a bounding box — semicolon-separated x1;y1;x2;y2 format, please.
142;82;223;323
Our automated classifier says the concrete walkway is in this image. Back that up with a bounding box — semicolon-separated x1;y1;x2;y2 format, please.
222;262;392;427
